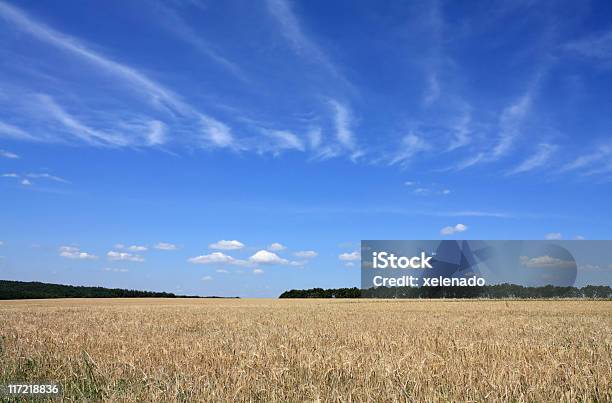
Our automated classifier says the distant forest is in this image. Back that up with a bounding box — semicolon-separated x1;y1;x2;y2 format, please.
0;280;207;300
279;284;612;299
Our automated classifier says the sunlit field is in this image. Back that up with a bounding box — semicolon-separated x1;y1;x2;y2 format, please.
1;299;610;401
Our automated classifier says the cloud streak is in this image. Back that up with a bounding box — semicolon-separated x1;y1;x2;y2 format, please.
0;121;38;141
507;143;558;175
0;1;240;151
330;100;356;151
493;93;532;159
0;149;19;159
151;2;249;83
0;1;186;113
264;130;305;153
389;133;430;166
266;0;342;79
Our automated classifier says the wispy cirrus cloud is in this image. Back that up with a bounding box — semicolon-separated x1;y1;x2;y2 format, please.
266;0;343;80
200;116;237;149
329;100;357;153
0;149;19;159
453;152;486;171
0;121;37;141
307;127;322;149
564;30;612;63
423;73;441;107
451;89;534;171
35;94;129;147
1;171;69;187
0;1;184;112
437;211;509;218
492;93;532;159
25;173;69;183
146;121;166;146
506;143;558;175
0;1;239;151
150;2;249;83
263;130;305;153
560;143;612;174
447;111;472;151
404;181;451;196
307;100;361;161
389;133;430;166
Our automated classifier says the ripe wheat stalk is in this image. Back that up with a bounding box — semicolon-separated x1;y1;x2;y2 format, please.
0;299;610;401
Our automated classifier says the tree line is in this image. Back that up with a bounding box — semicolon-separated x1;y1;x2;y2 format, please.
0;280;207;299
279;284;612;299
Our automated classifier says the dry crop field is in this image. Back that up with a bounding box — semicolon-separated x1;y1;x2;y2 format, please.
0;298;610;402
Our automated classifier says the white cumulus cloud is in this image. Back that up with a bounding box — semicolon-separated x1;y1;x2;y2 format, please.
249;250;288;265
338;251;360;261
59;246;97;260
294;250;318;258
155;242;177;250
107;250;145;262
520;255;575;268
269;242;286;251
440;223;468;235
103;267;128;273
209;240;244;250
188;252;249;266
544;232;563;240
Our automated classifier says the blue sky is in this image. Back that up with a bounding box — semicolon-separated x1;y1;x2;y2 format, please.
1;0;611;297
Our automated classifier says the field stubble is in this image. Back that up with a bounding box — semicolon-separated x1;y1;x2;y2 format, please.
0;298;610;402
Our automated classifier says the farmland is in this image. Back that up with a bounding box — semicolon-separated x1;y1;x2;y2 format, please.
0;299;610;401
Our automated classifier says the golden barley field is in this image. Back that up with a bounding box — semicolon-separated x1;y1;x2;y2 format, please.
0;298;610;402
